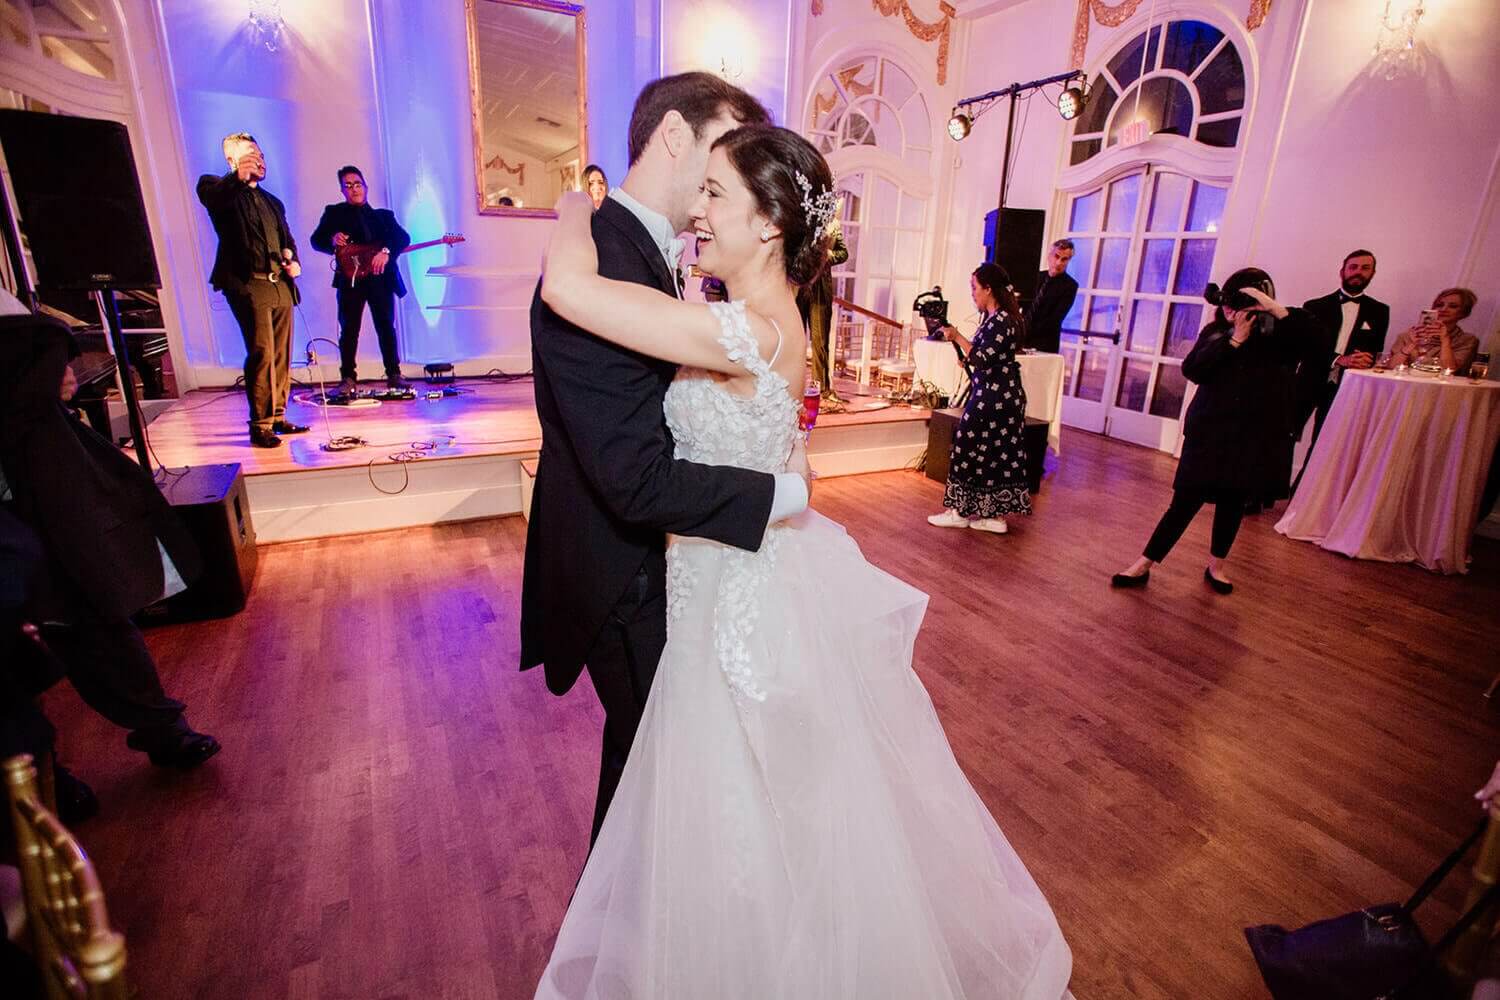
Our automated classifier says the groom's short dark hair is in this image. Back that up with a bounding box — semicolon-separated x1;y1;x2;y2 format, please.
627;72;770;166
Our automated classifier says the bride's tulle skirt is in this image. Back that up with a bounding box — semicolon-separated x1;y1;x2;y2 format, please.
536;511;1072;999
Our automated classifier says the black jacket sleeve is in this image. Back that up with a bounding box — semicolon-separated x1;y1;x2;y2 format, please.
195;171;243;211
532;226;775;549
379;210;411;255
1029;274;1078;338
309;205;340;255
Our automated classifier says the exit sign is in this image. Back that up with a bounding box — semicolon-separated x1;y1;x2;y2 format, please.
1120;120;1150;146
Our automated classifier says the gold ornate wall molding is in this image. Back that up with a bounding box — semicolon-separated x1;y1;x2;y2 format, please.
811;1;957;85
1070;0;1273;69
483;154;525;186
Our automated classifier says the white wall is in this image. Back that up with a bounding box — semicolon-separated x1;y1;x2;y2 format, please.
661;0;792;124
933;0;1500;354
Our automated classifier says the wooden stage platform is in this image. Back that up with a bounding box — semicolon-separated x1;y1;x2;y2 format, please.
147;378;936;542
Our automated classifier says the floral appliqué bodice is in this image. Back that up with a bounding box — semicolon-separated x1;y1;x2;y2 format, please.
662;300;799;703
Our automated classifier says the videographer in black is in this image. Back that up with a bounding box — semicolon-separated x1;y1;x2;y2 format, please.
196;131;307;449
310;165;412;396
1112;268;1317;594
0;310;221;772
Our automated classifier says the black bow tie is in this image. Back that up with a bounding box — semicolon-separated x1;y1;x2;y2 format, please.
1337;292;1362;304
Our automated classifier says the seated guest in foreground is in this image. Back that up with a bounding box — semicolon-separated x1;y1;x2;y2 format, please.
0;312;221;771
310;165;413;394
927;263;1031;535
1023;238;1078;354
1113;268;1319;594
1387;287;1480;374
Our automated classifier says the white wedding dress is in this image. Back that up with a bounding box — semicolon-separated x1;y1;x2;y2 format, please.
535;301;1073;1000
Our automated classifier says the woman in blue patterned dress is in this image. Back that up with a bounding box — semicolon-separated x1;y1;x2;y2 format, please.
928;262;1032;534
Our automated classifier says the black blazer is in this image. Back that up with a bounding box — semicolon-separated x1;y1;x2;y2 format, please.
520;197;775;695
195;172;301;304
1297;291;1390;425
0;315;202;624
1175;308;1319;496
1023;270;1078;353
309;202;412;296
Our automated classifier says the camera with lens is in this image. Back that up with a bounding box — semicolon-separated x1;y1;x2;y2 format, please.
913;287;950;339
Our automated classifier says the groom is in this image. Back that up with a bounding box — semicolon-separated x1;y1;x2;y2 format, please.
522;73;810;845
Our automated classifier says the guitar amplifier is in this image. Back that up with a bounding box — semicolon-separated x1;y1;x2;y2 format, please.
925;410;1049;494
141;463;257;623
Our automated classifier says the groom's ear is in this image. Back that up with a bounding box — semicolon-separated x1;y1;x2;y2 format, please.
660;110;689;158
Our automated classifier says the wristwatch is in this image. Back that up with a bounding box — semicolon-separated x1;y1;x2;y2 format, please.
379;247;390;255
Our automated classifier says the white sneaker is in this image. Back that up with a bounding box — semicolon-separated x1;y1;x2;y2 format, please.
927;510;969;528
970;517;1008;534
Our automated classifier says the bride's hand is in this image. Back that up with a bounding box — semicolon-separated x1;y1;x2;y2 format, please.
787;435;814;498
542;192;600;311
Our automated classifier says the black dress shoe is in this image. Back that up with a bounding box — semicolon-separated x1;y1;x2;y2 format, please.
250;426;282;448
1110;569;1150;588
386;375;411;391
126;728;222;769
1203;567;1234;595
53;761;99;824
272;420;309;434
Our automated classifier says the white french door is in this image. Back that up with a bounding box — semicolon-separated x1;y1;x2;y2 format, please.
1056;168;1228;449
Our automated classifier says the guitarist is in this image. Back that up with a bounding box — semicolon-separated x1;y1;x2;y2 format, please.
310;165;412;394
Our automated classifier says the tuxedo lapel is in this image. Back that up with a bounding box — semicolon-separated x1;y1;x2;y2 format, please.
595;198;677;297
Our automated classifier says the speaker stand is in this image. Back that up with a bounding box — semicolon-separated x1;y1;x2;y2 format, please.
93;287;152;471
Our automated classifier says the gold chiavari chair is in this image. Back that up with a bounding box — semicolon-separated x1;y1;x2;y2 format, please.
3;754;128;999
1447;800;1500;987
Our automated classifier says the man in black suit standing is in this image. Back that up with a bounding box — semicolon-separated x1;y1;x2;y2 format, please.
310;166;413;395
522;73;810;845
1023;239;1079;354
1296;250;1390;467
196;132;308;449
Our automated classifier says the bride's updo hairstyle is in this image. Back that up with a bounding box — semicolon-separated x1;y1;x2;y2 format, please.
711;125;838;289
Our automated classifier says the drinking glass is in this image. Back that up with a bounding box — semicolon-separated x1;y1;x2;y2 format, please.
799;381;822;441
1470;359;1490;381
1373;352;1392;372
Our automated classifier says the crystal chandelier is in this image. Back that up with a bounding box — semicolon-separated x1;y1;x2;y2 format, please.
1371;1;1426;80
248;0;286;53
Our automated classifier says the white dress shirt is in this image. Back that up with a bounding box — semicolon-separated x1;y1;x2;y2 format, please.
605;188;808;523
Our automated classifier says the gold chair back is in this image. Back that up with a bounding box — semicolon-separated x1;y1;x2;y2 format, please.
3;754;128;1000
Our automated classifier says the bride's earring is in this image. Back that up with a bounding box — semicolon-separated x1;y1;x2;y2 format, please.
760;228;771;242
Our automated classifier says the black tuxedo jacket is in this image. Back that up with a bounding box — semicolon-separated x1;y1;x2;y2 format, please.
0;315;202;624
520;197;775;695
309;202;412;296
1023;270;1078;353
1296;290;1391;425
195;172;301;304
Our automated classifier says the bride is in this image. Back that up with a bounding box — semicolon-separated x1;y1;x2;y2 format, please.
535;124;1072;999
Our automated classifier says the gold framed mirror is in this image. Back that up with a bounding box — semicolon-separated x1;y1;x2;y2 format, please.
465;0;588;218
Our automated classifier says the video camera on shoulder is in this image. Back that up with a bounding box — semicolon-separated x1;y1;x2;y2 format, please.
913;287;949;339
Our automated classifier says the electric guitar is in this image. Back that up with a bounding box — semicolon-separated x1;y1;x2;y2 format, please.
334;232;466;283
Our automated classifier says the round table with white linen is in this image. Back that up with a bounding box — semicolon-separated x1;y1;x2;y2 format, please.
1275;369;1500;574
911;338;1066;455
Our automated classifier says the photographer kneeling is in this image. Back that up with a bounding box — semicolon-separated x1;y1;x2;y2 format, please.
1112;268;1317;594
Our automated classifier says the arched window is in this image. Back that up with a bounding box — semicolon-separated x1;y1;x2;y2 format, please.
0;0;117;80
1069;19;1244;165
806;55;932;172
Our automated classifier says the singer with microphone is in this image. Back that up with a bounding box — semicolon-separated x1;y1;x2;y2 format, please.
196;131;308;449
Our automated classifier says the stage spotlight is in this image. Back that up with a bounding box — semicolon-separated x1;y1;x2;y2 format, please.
947;111;972;141
1057;83;1087;121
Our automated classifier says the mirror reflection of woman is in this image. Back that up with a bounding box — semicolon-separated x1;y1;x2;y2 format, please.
582;163;608;210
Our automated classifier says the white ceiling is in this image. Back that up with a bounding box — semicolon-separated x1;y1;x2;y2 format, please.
473;2;582;163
